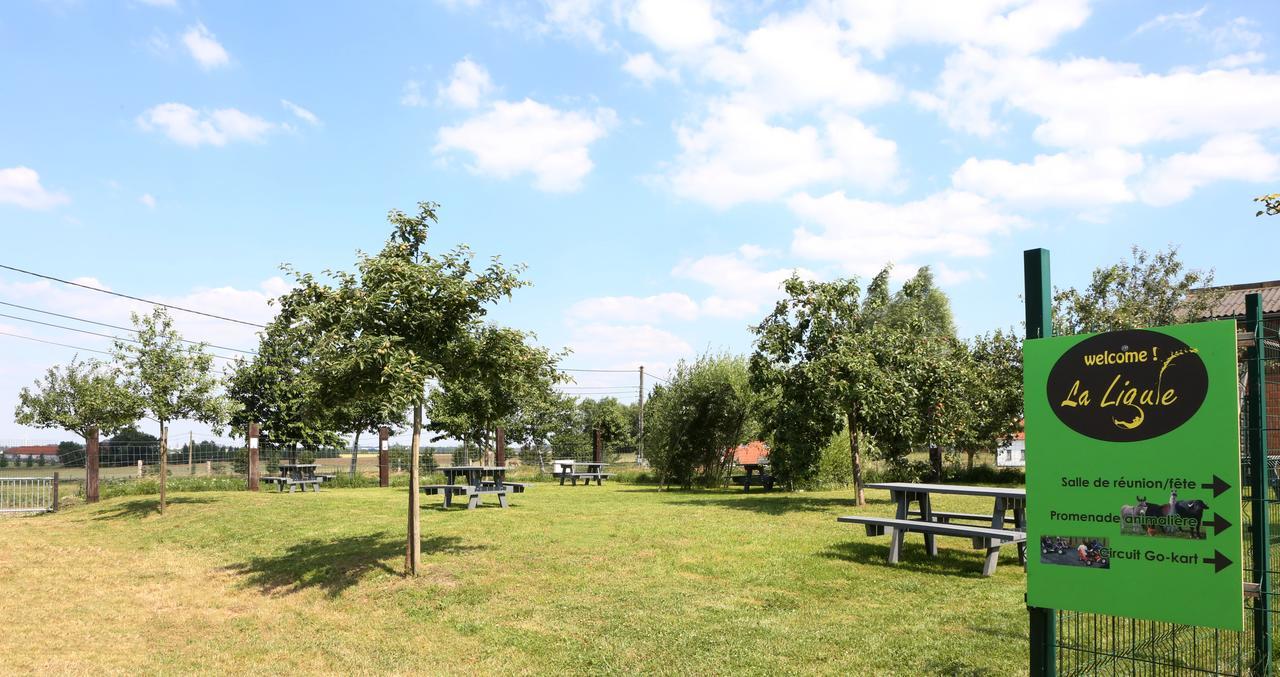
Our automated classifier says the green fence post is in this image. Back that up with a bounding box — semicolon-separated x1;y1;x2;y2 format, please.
1024;248;1056;677
1246;292;1270;675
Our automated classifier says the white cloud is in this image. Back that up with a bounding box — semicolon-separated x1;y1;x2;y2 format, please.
628;0;724;53
136;0;178;7
1137;133;1280;206
138;103;281;147
673;245;816;319
665;103;898;209
837;0;1092;56
542;0;609;47
400;80;428;107
281;99;320;126
1210;51;1266;69
434;98;616;192
1135;8;1263;56
951;148;1144;207
622;52;678;85
139;193;157;209
437;58;495;109
787;190;1024;275
181;22;230;70
566;323;693;374
919;47;1280;148
0;167;69;210
702;11;899;116
567;292;699;323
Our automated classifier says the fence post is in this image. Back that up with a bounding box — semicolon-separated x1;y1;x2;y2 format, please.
247;422;260;492
593;428;602;464
85;426;100;503
379;426;390;487
51;472;59;512
1247;292;1271;675
1023;247;1056;677
495;427;506;467
137;459;143;478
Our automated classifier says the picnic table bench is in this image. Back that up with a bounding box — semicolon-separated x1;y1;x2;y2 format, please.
838;482;1027;576
423;466;518;509
730;462;774;491
262;463;326;493
555;461;613;486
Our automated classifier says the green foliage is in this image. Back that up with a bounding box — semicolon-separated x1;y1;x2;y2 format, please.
1052;245;1221;334
14;358;142;440
955;329;1024;468
1255;192;1280;217
113;308;227;441
575;397;635;454
0;454;8;468
645;352;758;489
424;325;566;452
25;456;34;468
58;441;86;468
36;455;46;467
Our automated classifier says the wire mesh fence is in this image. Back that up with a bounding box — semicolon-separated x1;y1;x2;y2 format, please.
1054;314;1280;675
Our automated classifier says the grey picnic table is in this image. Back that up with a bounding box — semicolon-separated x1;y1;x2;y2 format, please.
264;463;325;493
424;466;525;509
837;482;1027;576
558;461;611;486
731;462;774;491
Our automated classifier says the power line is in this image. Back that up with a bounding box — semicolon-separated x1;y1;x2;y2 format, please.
560;367;637;373
0;311;241;361
0;300;257;354
0;330;113;356
646;373;672;385
0;263;266;328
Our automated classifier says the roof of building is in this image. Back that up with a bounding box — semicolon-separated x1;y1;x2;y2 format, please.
1194;279;1280;320
4;444;59;455
733;441;769;465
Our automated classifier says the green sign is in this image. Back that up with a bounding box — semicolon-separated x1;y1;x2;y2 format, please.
1025;320;1243;630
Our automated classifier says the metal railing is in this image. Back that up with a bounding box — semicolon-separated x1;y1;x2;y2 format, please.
0;475;60;514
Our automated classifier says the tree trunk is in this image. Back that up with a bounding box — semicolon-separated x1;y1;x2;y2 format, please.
929;444;942;483
966;448;975;471
350;431;361;479
406;403;423;576
158;423;168;514
847;410;864;507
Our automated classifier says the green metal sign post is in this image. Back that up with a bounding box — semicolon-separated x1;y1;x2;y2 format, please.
1025;317;1244;630
1024;248;1056;677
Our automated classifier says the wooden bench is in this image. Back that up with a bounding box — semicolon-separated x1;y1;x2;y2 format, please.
837;516;1026;576
567;472;613;486
907;509;1017;526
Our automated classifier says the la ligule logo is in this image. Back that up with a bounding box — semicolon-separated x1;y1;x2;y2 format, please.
1046;329;1209;442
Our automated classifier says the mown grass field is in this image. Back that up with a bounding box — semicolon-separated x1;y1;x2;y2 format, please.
0;483;1029;675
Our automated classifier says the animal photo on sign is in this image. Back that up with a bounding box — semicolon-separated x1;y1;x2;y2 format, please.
1040;535;1111;569
1119;490;1210;539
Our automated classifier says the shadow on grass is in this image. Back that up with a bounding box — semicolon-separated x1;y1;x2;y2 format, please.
92;496;216;520
820;540;1018;580
660;493;893;515
225;533;483;598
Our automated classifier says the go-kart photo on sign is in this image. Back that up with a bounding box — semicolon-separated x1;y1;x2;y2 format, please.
1025;320;1244;631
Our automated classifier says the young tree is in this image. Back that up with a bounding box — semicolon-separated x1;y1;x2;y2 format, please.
1052;245;1221;334
752;267;939;503
14;358;142;461
424;325;565;462
955;329;1024;470
645;352;757;489
113;308;226;514
295;202;526;575
575;397;635;456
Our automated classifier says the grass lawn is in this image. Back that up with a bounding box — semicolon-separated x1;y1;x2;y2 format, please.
0;484;1029;675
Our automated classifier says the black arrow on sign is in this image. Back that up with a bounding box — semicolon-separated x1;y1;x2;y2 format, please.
1206;513;1233;536
1201;475;1231;498
1204;550;1233;574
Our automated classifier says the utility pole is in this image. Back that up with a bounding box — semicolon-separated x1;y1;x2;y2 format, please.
637;365;645;465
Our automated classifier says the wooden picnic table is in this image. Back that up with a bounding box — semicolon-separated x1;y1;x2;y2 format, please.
837;482;1027;576
557;461;612;486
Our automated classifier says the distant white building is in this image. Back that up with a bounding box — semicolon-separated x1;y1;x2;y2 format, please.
996;430;1025;467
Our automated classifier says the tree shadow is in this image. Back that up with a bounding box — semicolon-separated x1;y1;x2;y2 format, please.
224;533;484;598
662;494;893;515
92;496;216;521
820;540;1022;580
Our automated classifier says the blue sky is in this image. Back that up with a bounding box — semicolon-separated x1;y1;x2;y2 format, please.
1;0;1278;443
